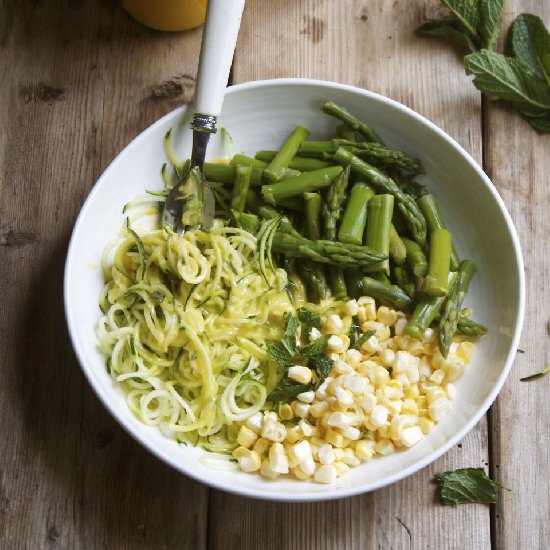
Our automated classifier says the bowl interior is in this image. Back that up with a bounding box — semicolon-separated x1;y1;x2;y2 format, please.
65;79;524;501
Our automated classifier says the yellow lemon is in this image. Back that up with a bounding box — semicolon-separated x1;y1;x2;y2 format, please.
123;0;207;32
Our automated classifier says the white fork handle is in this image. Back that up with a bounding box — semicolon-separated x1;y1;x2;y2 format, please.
194;0;245;117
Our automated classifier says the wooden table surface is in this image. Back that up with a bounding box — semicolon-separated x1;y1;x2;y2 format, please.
1;0;549;548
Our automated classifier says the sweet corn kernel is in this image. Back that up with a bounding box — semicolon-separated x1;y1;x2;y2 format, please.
344;299;359;316
299;419;313;437
325;314;344;334
377;306;398;326
342;447;361;467
394;317;408;335
288;440;312;466
325;428;345;448
318;443;336;465
342;426;361;440
237;425;259;448
236;448;262;472
299;455;316;476
327;335;346;353
355;440;375;461
260;459;280;479
457;341;475;363
310;400;329;418
345;348;363;367
446;383;457;400
429;369;446;385
334;386;354;408
309;327;322;341
245;412;263;434
314;464;337;483
343;375;367;395
261;419;287;442
285;425;302;444
279;404;294;421
418;417;434;434
269;442;289;474
401;399;419;416
327;411;354;429
401;426;424;447
333;461;350;477
288;365;313;384
429;397;452;421
294;402;311;419
361;335;380;354
292;466;312;480
375;439;395;456
252;437;270;456
297;390;315;404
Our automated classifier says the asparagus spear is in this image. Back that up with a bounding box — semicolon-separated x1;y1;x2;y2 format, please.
344;268;364;298
264;126;310;182
322;166;350;298
301;193;330;301
335;123;356;141
359;276;414;311
405;272;459;340
323;166;350;241
351;143;424;174
417;194;460;270
230;165;252;213
232;211;259;234
298;141;337;157
245;189;261;212
271;233;387;268
402;237;429;277
424;229;452;297
389;224;407;265
261;166;343;204
277;197;304;212
230;154;267;169
337;182;375;245
254;151;333;171
322;101;384;144
364;194;394;273
201;162;264;186
393;265;415;298
333;147;427;246
438;260;477;357
456;316;488;336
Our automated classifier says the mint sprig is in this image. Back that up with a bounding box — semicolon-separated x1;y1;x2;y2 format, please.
435;468;509;505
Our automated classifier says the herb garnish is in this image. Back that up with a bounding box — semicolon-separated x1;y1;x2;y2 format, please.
520;364;550;382
418;2;550;132
266;312;334;401
435;468;508;505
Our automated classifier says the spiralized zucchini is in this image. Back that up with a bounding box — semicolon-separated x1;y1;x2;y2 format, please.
97;208;305;452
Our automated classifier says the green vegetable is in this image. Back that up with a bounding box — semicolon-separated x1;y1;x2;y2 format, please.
272;232;387;268
338;182;375;245
258;216;281;286
360;276;414;311
520;365;550;381
264;126;310;182
232;211;259;234
417;194;460;270
352;143;425;174
261;166;343;204
322;101;384;144
389;224;407;265
402;237;429;278
364;194;394;274
231;164;252;213
255;150;333;171
309;355;333;387
417;0;505;51
267;313;300;368
438;260;477;357
424;228;453;297
267;378;311;402
333;147;427;246
352;330;377;350
393;265;416;299
435;468;508;505
230;154;267;169
297;308;322;336
418;2;550;132
457;316;488;335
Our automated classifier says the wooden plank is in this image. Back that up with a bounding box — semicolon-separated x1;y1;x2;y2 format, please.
0;1;208;548
209;1;491;548
487;2;550;549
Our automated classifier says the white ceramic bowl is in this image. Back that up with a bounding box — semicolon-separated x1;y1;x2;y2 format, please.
64;78;524;501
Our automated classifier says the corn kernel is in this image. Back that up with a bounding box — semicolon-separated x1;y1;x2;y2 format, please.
279;404;294;421
325;428;345;448
401;398;419;416
318;443;336;465
310;400;329;418
299;455;316;476
418;417;434;434
288;440;311;466
285;425;302;444
345;348;362;368
429;397;451;421
236;448;262;472
344;299;359;316
268;442;289;474
252;437;270;456
377;306;398;326
375;439;395;456
314;464;337;483
355;440;375;461
327;335;346;353
342;447;361;467
245;412;263;434
370;405;389;428
260;459;280;479
327;411;354;429
334;386;354;408
292;466;312;480
457;341;475;363
333;461;350;477
294;402;311;419
325;313;344;334
299;419;313;437
237;425;259;448
288;365;313;384
261;418;287;442
297;390;315;404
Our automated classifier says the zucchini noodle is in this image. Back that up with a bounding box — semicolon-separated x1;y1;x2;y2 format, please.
97;208;313;451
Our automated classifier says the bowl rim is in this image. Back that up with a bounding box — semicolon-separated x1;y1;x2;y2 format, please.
64;77;525;502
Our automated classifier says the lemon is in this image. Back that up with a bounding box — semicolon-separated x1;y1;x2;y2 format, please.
123;0;207;32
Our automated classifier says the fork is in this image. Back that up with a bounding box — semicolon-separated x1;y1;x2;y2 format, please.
162;0;246;235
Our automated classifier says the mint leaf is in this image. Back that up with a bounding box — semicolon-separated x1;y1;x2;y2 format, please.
479;0;504;49
509;14;550;84
465;49;550;117
435;468;508;505
300;336;328;357
266;341;295;368
309;355;333;387
282;312;300;353
520;364;550;381
297;307;322;340
417;19;478;53
266;378;311;402
442;0;480;39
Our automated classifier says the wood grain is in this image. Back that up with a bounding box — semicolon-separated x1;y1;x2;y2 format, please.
209;2;490;548
0;1;207;548
487;2;550;549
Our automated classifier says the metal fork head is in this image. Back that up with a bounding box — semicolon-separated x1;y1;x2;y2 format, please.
162;114;217;235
